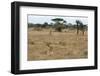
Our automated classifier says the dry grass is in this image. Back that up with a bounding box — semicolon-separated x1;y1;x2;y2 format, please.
28;28;88;61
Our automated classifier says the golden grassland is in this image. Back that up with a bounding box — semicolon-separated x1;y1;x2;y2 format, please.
28;28;88;61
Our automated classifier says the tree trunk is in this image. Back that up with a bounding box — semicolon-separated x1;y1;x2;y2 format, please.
77;23;79;35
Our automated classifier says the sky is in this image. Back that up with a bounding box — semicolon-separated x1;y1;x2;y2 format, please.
28;14;88;25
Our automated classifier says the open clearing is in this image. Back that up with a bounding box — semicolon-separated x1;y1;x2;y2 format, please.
28;28;88;61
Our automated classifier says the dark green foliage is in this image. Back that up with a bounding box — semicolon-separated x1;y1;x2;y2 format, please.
52;18;64;22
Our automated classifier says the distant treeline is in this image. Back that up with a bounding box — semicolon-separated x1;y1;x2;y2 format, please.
28;18;88;35
28;22;87;29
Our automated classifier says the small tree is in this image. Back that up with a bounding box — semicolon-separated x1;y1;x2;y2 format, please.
63;20;67;25
79;21;85;35
76;20;80;35
42;22;48;28
76;20;85;35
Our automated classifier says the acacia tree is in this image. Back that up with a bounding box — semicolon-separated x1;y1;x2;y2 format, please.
52;18;64;24
51;18;66;32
